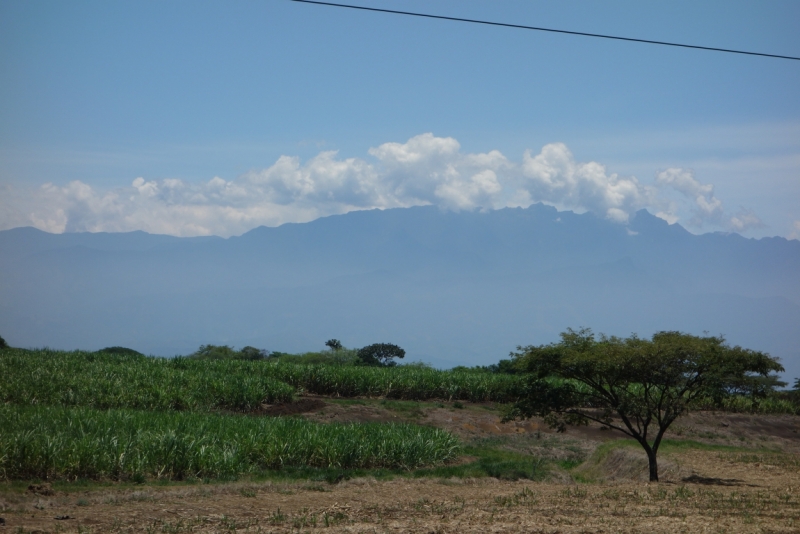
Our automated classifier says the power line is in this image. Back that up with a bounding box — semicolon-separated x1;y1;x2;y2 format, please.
291;0;800;62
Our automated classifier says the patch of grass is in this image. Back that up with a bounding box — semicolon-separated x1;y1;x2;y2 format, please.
380;399;426;418
558;459;583;470
1;348;526;410
413;443;548;481
0;349;294;412
0;405;460;481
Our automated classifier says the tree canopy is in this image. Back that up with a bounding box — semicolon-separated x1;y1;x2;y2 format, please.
356;343;405;367
98;346;143;356
190;344;269;360
504;328;784;481
325;339;343;351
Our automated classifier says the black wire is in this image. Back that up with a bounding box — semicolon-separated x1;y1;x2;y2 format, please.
291;0;800;62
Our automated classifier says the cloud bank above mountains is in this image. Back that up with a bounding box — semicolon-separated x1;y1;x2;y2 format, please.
0;133;766;238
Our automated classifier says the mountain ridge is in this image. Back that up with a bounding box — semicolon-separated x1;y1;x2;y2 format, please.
1;204;798;377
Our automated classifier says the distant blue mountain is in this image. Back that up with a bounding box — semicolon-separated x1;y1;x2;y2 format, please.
1;204;798;378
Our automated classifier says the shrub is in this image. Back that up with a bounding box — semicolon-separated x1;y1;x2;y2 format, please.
0;335;8;350
97;346;143;356
239;346;269;360
190;344;268;360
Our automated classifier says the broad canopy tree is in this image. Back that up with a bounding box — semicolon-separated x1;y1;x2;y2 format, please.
357;343;405;367
505;328;783;482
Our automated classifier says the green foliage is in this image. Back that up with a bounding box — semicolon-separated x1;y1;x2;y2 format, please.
270;349;360;366
505;328;784;481
413;442;546;481
263;360;524;402
0;335;8;349
190;344;268;360
0;348;293;412
97;346;143;356
239;346;270;360
0;405;460;480
1;348;525;410
357;343;405;367
325;339;343;351
491;358;524;374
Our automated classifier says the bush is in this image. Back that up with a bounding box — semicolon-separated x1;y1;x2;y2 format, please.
357;343;405;367
269;349;359;366
97;346;143;356
0;335;8;350
190;344;268;360
239;346;269;360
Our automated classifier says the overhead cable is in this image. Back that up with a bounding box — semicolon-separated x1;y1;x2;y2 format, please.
291;0;800;62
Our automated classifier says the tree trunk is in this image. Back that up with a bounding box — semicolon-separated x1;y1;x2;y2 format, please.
647;450;659;482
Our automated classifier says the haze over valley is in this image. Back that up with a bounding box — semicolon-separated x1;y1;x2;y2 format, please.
3;203;798;379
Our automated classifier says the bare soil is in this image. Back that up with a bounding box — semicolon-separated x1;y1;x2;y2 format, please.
3;397;800;533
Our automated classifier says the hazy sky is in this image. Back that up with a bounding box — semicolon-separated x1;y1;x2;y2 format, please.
1;0;799;238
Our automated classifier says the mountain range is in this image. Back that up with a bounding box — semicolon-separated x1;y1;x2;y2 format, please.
1;204;798;379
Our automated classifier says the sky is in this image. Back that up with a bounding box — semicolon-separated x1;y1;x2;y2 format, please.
1;0;799;238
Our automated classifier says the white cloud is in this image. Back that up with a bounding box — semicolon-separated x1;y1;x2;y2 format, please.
654;168;767;232
0;133;766;237
728;208;764;233
655;168;723;223
520;143;653;223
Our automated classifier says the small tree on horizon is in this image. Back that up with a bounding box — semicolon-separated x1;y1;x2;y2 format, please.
239;346;269;360
504;328;784;482
190;344;268;360
0;335;8;349
325;339;343;351
356;343;405;367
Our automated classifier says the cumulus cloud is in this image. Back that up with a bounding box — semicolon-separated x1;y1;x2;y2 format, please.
520;143;653;223
653;168;764;232
0;133;765;237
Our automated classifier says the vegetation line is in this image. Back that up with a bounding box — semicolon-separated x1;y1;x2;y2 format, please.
0;405;460;481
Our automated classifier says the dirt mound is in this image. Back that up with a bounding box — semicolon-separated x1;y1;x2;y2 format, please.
261;399;326;416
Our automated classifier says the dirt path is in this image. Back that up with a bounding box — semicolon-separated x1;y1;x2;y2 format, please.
3;449;800;534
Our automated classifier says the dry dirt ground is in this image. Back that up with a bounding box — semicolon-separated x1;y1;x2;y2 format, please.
3;398;800;533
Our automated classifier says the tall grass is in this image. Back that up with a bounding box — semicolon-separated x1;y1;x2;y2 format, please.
1;349;525;409
0;405;460;480
262;361;524;402
0;349;294;412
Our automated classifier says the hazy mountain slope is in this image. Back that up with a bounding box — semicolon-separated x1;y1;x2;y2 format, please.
1;204;798;377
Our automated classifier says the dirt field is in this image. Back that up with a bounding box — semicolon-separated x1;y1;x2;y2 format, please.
3;398;800;533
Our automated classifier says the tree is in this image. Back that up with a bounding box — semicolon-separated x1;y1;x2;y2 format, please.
504;328;784;482
190;344;268;360
325;339;343;351
98;346;143;356
356;343;405;367
0;335;8;349
239;346;269;360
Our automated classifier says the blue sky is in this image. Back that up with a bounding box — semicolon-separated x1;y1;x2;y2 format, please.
1;0;799;238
